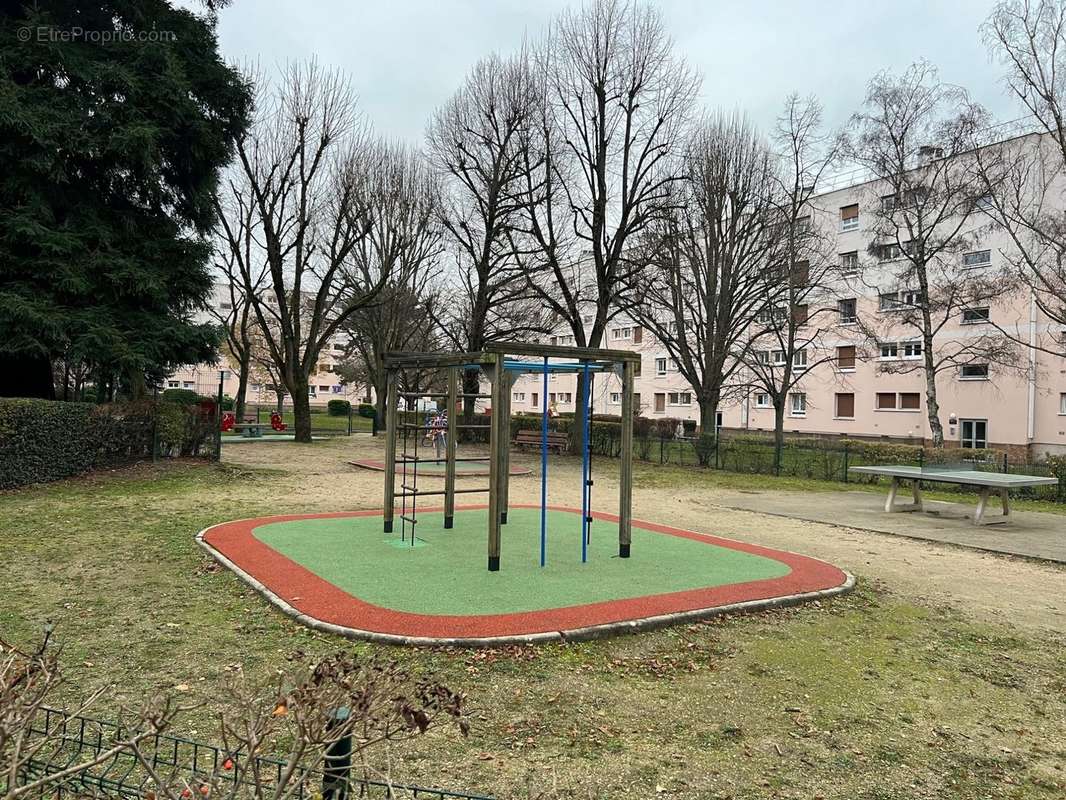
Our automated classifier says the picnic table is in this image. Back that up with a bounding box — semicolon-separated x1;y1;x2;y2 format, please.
848;464;1058;525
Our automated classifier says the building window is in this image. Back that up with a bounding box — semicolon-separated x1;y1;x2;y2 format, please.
793;349;808;370
902;341;922;359
962;307;991;324
609;392;621;404
755;393;771;408
899;392;920;410
531;393;539;408
560;392;573;403
877;242;901;262
183;381;194;389
879;342;898;359
875;392;897;410
840;204;859;231
333;342;344;351
668;391;692;406
961;419;988;449
789;392;807;416
835;393;855;419
772;350;786;366
793;304;809;325
960;363;990;380
837;345;856;371
879;291;899;311
167;380;180;388
838;298;857;324
655;357;668;376
513;392;526;402
612;326;632;340
757;350;771;365
880;194;899;213
220;302;232;311
962;250;992;268
331;385;343;394
840;251;859;276
1060;393;1066;415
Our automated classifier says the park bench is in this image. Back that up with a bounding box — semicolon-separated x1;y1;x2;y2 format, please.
513;429;570;454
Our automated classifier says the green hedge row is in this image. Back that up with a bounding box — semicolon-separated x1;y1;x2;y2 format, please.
0;398;216;490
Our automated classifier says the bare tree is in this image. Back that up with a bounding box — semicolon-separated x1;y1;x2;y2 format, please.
337;141;442;425
746;95;844;470
519;0;699;353
221;62;386;443
1;633;467;800
629;112;777;459
427;53;545;420
847;61;1019;447
210;170;268;422
975;1;1066;355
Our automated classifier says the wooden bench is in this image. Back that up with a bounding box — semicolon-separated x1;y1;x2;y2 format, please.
513;429;570;454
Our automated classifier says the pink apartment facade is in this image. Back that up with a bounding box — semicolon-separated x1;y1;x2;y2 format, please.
508;140;1066;459
165;285;369;409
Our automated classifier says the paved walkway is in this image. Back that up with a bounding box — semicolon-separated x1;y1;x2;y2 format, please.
714;487;1066;564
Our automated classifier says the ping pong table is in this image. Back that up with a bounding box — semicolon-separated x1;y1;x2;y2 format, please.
848;465;1058;525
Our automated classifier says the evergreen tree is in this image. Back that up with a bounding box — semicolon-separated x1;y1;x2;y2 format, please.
0;1;250;398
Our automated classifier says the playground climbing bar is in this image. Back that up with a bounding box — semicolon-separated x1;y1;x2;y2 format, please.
380;341;639;571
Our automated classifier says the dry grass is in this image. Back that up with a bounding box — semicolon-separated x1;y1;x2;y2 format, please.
2;439;1065;799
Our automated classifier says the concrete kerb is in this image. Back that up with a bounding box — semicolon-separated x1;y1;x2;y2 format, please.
195;521;855;648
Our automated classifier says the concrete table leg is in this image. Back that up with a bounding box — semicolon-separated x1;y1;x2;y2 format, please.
885;478;922;513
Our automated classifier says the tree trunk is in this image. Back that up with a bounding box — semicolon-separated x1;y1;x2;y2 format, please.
292;378;313;443
773;398;786;474
275;391;285;414
922;332;944;448
461;368;480;429
696;393;720;467
234;358;249;422
374;374;388;432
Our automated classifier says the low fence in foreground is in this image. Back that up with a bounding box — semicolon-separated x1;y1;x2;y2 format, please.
8;706;492;800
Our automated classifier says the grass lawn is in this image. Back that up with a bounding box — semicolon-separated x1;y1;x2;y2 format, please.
2;458;1065;798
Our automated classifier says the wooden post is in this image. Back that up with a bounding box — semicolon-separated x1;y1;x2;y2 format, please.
444;367;458;529
383;373;399;533
486;359;503;571
499;370;514;525
619;360;634;558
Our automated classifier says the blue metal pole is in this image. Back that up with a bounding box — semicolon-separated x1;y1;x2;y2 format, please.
540;357;549;567
580;362;590;563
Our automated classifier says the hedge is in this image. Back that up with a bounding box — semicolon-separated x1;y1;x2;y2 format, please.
0;398;216;490
327;399;351;417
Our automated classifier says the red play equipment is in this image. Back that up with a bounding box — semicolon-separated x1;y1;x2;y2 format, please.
270;411;287;431
220;411;235;432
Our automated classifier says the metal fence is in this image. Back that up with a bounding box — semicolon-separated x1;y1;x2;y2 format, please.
648;434;1066;502
9;707;493;800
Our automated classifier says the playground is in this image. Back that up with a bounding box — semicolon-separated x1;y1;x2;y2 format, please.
200;343;851;643
198;505;849;643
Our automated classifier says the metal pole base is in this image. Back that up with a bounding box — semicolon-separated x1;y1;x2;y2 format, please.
619;543;630;558
488;556;500;571
383;520;393;534
444;516;453;529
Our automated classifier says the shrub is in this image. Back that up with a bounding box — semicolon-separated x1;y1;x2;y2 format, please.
161;388;205;405
0;398;215;489
357;403;377;418
327;399;352;417
653;417;681;439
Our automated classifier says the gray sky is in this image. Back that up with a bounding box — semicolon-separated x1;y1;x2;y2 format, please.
200;0;1021;145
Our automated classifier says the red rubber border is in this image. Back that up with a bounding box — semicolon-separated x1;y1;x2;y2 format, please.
350;459;531;478
200;506;849;640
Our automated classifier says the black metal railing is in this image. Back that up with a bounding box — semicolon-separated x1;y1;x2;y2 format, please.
8;707;493;800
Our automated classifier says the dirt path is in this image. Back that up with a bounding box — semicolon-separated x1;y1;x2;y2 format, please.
223;436;1066;633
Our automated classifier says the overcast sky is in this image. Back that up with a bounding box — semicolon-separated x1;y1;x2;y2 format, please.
197;0;1022;145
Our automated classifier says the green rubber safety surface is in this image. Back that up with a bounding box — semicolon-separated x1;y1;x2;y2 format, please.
251;508;791;616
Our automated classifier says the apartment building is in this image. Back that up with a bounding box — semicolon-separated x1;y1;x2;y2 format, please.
510;134;1066;458
165;283;369;408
